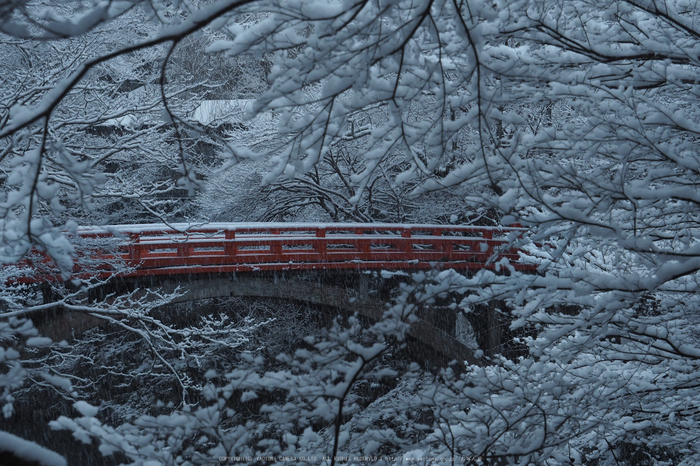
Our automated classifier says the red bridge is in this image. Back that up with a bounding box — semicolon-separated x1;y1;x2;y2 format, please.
12;223;535;282
7;223;536;363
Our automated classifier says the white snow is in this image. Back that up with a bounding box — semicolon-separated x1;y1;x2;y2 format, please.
189;99;276;127
73;401;99;417
78;221;524;235
0;430;67;466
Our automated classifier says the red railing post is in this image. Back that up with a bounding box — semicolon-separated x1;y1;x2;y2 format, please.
129;233;141;261
314;228;326;258
480;229;494;256
400;229;411;254
359;239;370;254
224;230;236;256
177;243;192;257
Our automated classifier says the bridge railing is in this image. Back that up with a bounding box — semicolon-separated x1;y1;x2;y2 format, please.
8;223;537;282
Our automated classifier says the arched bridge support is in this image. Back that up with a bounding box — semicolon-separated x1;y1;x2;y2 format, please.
35;271;480;366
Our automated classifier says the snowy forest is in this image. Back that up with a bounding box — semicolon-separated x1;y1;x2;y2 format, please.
2;0;700;464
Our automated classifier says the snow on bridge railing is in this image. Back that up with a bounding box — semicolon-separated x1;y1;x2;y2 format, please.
8;223;538;284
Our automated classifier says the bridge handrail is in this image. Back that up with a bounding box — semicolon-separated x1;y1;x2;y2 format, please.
8;223;536;283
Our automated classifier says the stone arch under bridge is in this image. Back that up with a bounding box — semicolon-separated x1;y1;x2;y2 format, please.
36;271;485;366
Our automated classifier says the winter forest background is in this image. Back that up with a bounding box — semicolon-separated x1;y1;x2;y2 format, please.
2;0;700;464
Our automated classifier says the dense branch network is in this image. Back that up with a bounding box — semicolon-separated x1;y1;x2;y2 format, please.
2;0;700;463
